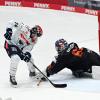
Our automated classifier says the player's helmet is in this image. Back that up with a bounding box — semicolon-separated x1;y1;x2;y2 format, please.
30;25;43;37
55;39;68;53
8;20;19;27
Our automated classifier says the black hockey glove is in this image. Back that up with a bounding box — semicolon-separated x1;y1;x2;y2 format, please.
22;52;31;62
4;28;12;40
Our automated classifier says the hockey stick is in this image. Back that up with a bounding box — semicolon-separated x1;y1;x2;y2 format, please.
30;61;67;88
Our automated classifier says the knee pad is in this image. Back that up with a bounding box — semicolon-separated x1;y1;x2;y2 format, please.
11;55;20;64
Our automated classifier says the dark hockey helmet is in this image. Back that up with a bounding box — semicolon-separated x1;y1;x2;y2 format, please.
30;25;43;37
55;39;68;53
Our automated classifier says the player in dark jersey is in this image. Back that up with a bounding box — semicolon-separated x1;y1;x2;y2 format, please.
37;38;100;79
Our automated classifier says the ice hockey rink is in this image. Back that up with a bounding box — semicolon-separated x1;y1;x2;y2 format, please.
0;6;100;100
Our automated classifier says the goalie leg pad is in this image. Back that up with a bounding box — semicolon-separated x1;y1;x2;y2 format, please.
92;66;100;80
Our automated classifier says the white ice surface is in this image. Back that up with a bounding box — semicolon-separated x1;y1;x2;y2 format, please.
0;6;100;100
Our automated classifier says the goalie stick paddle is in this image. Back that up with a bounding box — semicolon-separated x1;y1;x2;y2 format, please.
30;61;67;88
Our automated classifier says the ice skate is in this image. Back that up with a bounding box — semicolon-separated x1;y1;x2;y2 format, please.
10;75;17;87
29;71;36;77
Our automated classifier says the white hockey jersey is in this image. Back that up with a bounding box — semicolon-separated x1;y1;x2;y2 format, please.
6;20;38;53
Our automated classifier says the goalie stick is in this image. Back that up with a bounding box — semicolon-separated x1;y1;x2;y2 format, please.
30;61;67;88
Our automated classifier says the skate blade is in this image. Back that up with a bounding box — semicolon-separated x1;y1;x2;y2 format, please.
10;84;18;88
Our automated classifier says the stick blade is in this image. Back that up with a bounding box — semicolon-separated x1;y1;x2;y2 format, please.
53;83;67;88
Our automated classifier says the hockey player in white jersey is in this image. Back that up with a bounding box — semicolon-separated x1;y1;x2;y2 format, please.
4;20;43;86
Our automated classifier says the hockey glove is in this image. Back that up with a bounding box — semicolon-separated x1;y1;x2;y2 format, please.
22;52;31;62
4;28;12;40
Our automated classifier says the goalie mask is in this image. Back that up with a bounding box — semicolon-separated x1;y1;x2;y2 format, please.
30;25;43;37
55;39;68;53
